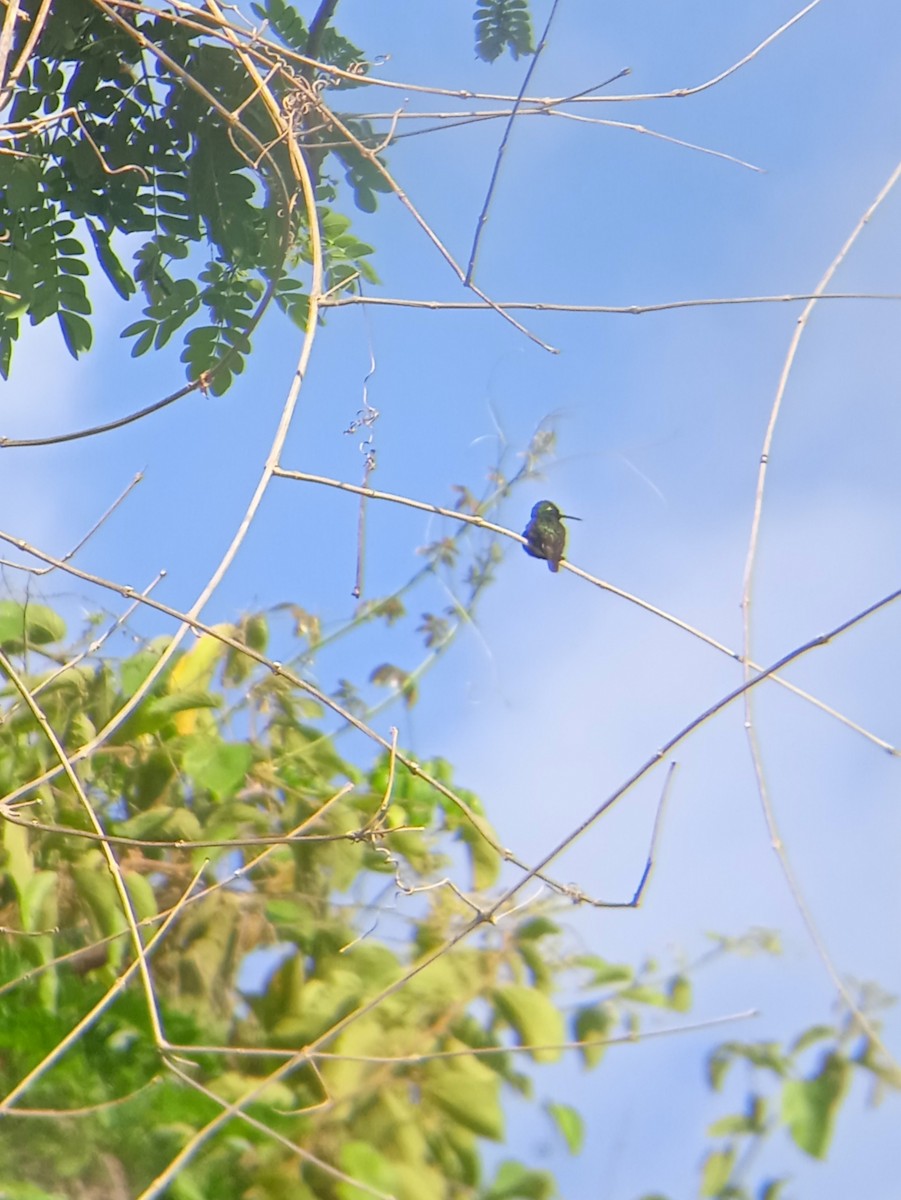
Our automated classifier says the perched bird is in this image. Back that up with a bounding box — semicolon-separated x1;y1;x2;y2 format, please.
522;500;581;572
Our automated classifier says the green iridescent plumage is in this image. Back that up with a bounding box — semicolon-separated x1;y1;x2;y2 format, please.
522;500;580;572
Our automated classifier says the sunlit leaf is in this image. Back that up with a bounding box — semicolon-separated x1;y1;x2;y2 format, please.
423;1055;504;1140
781;1052;851;1159
545;1101;584;1154
700;1147;735;1197
0;601;66;649
493;984;565;1063
483;1160;555;1200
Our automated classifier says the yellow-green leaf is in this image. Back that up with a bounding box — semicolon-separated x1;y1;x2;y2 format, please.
781;1052;851;1159
21;870;57;932
700;1147;735;1197
169;630;229;732
668;974;692;1012
183;738;252;800
124;871;158;922
0;601;66;649
423;1054;504;1140
337;1142;397;1200
493;984;564;1063
573;1003;615;1068
545;1101;584;1154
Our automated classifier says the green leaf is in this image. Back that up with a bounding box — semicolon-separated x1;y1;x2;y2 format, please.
573;1002;615;1068
58;257;90;276
250;0;309;55
781;1052;851;1159
853;1037;901;1089
336;1142;396;1200
72;861;129;940
707;1112;758;1137
183;739;252;800
21;870;57;933
0;601;66;649
545;1101;584;1154
483;1160;555;1200
58;309;93;357
116;805;203;843
493;984;564;1063
458;817;501;890
579;955;634;986
116;690;219;738
422;1054;504;1140
516;917;560;941
708;1041;788;1091
121;318;153;338
474;0;534;62
130;324;157;356
88;222;136;299
708;1045;734;1092
789;1024;836;1055
668;974;692;1012
124;871;159;922
700;1147;736;1197
758;1180;790;1200
620;984;669;1007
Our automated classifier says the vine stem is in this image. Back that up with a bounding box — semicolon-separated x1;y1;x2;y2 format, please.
741;155;901;1065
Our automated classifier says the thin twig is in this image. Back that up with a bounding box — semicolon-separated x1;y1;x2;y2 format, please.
607;0;827;103
320;292;901;314
272;466;898;753
600;761;678;909
0;0;21;92
382;104;764;174
465;0;565;284
0;0;52;112
0;472;145;574
740;155;901;1066
310;1007;757;1063
311;99;558;352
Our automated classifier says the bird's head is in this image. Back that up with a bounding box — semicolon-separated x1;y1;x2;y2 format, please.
530;500;581;522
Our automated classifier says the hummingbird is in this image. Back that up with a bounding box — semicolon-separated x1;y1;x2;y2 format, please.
522;500;581;572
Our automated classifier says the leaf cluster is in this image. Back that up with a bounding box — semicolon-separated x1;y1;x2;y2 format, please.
638;1001;900;1200
474;0;535;62
0;0;378;390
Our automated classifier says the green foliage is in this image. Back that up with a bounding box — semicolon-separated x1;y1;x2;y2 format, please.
692;1017;898;1198
0;0;542;390
474;0;535;62
0;601;66;651
0;0;377;388
483;1160;555;1199
0;577;893;1199
0;598;859;1199
700;1147;736;1198
544;1101;585;1154
0;605;705;1198
780;1051;851;1159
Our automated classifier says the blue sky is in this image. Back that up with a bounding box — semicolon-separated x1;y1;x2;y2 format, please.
4;1;901;1196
